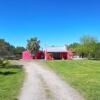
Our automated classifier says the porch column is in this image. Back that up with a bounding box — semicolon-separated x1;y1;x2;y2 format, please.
44;49;47;60
61;53;64;60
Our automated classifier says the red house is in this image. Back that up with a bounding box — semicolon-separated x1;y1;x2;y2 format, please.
44;46;73;60
22;45;73;60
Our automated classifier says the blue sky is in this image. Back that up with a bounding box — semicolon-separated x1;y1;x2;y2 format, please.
0;0;100;48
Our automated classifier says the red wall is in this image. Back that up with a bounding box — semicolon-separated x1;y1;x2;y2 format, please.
44;51;73;60
22;50;43;60
22;50;33;59
22;50;73;60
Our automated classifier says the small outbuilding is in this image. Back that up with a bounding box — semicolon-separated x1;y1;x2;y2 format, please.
22;50;44;60
22;50;33;60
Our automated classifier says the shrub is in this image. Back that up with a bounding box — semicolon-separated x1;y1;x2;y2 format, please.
0;59;11;68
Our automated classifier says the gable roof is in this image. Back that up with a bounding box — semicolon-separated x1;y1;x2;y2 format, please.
46;46;68;52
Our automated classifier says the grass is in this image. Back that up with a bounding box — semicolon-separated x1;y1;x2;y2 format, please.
46;60;100;100
0;65;24;100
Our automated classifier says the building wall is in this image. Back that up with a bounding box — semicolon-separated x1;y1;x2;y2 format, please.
22;50;33;59
22;50;73;60
44;50;73;60
22;50;44;60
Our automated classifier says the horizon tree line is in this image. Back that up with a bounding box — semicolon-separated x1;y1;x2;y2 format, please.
0;35;100;59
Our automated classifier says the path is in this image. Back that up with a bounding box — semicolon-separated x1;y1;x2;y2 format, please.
18;60;84;100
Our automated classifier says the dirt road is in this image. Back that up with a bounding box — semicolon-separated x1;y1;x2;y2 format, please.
18;60;84;100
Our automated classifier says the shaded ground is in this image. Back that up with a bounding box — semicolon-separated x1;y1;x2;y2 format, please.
18;60;84;100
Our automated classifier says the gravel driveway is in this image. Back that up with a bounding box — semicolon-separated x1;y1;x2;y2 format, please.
18;60;84;100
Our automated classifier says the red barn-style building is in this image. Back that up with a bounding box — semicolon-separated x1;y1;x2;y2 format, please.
22;45;73;60
44;46;73;60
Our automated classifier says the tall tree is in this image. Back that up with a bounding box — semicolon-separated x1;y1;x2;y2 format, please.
0;39;15;58
80;35;97;58
68;43;84;57
68;35;99;58
94;43;100;59
27;37;40;56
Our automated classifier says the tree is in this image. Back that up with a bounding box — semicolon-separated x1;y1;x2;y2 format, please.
94;43;100;59
80;35;97;58
14;47;26;54
0;39;15;58
68;35;99;58
80;35;97;45
27;37;40;56
14;46;26;59
68;43;84;57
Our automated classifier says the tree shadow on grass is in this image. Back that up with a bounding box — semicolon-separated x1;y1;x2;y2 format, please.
0;65;23;69
0;65;23;76
7;65;23;69
0;71;17;75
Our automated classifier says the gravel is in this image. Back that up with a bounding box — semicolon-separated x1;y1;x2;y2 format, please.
18;60;84;100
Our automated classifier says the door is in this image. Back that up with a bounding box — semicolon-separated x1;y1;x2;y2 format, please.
53;52;61;59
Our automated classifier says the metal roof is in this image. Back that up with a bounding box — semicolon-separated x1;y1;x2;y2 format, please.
46;46;68;52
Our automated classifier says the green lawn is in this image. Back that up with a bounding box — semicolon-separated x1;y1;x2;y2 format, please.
0;66;24;100
46;60;100;100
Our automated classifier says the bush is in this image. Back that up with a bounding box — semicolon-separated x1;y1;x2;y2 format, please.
0;59;11;68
